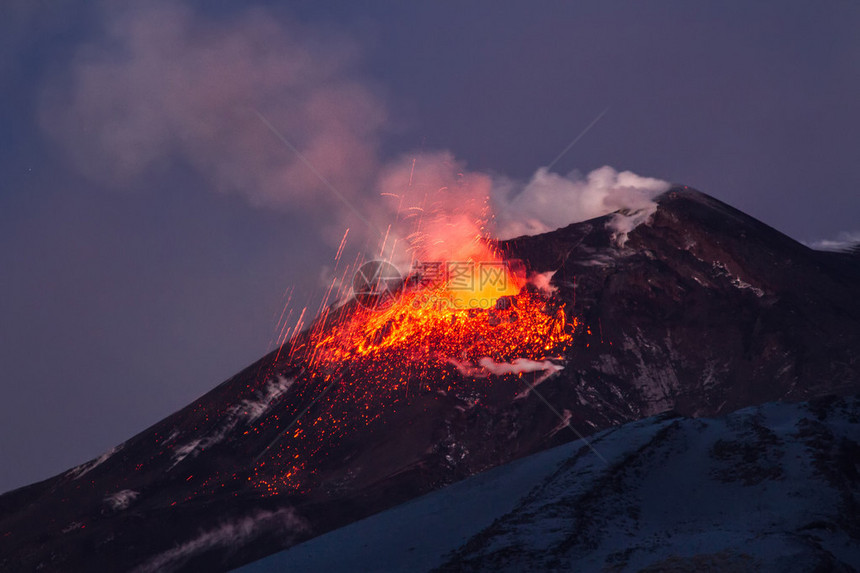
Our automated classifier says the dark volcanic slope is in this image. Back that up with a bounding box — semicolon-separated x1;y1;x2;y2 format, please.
2;188;859;572
503;188;860;420
239;394;860;572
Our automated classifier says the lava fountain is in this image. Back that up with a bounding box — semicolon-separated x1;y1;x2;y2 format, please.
249;159;578;494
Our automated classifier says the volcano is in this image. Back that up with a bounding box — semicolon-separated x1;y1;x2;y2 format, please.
1;188;859;572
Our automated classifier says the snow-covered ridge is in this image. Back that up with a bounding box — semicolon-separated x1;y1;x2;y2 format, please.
238;395;860;572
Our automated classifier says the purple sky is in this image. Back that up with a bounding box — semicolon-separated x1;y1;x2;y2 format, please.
1;1;859;493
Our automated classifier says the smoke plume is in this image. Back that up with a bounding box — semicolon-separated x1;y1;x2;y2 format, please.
40;1;386;217
42;1;670;259
375;151;496;265
493;166;671;241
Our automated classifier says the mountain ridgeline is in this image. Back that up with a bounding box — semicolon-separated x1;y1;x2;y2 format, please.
1;187;858;572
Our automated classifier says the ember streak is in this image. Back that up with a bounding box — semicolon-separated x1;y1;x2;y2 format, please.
249;245;577;495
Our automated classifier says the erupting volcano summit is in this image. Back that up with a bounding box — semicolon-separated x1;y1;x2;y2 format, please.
2;188;859;572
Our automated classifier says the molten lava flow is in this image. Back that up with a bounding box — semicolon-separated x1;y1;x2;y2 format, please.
303;241;572;382
251;247;577;495
308;282;569;377
250;161;577;495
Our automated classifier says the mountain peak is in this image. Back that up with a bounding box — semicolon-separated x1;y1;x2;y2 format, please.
2;187;859;572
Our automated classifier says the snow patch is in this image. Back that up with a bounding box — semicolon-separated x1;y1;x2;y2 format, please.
105;489;139;510
549;409;573;437
68;444;123;479
730;276;764;297
61;521;84;534
170;376;294;467
170;439;202;468
133;508;307;573
514;367;566;400
237;376;295;422
711;261;764;297
622;331;680;415
161;428;180;445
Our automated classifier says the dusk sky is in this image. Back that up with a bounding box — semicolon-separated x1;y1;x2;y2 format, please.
1;1;858;493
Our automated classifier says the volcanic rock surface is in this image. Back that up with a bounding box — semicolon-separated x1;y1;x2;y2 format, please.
1;188;859;572
239;394;860;572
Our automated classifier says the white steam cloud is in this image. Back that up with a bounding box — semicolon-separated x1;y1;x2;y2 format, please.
479;357;564;377
42;1;670;256
493;166;671;241
376;155;671;266
451;357;563;378
529;270;558;295
450;357;564;400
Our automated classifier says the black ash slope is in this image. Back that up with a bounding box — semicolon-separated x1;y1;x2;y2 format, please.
239;394;860;573
1;187;859;572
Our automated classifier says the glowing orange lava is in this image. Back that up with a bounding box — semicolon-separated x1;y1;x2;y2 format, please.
251;245;577;495
250;164;579;495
